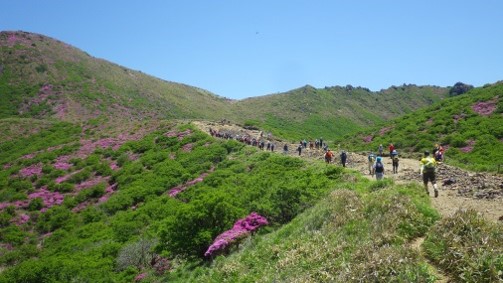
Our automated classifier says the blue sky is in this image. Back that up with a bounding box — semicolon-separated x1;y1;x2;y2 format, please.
2;1;502;99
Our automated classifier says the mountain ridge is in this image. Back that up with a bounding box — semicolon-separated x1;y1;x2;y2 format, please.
0;30;474;141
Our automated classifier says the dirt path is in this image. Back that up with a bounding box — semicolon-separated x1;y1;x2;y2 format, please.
193;120;503;223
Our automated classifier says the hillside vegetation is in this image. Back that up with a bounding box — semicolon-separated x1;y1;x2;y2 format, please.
1;31;450;141
235;84;449;140
340;82;503;172
1;30;502;282
1;122;501;282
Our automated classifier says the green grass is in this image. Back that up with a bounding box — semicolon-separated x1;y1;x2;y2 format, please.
339;82;503;172
167;183;440;282
423;209;503;282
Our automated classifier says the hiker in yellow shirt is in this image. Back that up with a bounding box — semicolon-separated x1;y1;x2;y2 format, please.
420;151;439;197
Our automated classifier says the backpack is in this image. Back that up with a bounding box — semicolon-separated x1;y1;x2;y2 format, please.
375;162;384;173
423;157;435;172
368;155;375;162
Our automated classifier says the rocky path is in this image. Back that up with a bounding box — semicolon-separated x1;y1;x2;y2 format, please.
193;120;503;222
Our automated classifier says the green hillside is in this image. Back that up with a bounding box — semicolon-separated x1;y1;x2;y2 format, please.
340;82;503;172
1;31;451;141
0;31;234;122
232;84;449;141
1;122;501;282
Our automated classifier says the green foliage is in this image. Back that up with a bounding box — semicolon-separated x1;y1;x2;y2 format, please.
423;209;503;282
340;83;503;172
36;206;75;233
171;185;439;282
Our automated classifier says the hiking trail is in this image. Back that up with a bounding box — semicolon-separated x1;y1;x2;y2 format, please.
193;120;503;223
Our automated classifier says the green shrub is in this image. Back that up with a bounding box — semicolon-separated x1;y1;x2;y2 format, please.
423;209;503;282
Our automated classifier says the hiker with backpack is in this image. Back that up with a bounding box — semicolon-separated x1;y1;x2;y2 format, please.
420;151;439;197
325;149;334;164
389;143;395;158
373;156;385;180
283;143;288;155
297;143;303;156
367;152;376;175
378;144;383;157
433;144;445;162
392;154;399;174
340;150;347;167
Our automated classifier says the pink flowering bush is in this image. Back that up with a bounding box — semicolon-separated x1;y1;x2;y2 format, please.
19;163;43;178
98;183;118;203
168;169;214;197
14;214;30;225
472;99;497;116
204;212;268;257
164;129;192;140
362;135;373;143
182;143;194;152
75;176;109;192
54;155;72;170
379;126;393;136
28;187;64;209
460;140;475;153
134;273;147;282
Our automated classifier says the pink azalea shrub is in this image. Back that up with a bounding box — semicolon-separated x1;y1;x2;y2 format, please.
379;126;393;136
21;153;36;160
98;183;118;203
168;168;214;197
0;202;13;210
164;129;192;140
14;214;30;225
472;99;497;116
19;163;43;178
362;135;373;143
204;212;268;257
109;161;119;170
460;140;475;153
28;187;64;208
134;273;147;282
56;169;83;184
182;143;193;152
75;176;108;191
54;155;72;170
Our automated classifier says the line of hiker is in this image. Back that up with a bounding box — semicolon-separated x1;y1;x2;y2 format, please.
209;128;276;152
369;143;443;198
210;127;442;198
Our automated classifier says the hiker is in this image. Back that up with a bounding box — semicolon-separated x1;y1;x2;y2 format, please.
297;143;302;156
378;144;383;156
271;143;275;152
373;156;385;180
367;152;376;175
266;141;271;151
389;143;395;157
433;144;444;162
391;149;398;158
303;139;307;149
392;154;399;174
420;151;439;197
340;150;347;167
325;149;334;164
283;143;288;154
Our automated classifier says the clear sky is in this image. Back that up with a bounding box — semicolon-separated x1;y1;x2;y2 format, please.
1;1;502;99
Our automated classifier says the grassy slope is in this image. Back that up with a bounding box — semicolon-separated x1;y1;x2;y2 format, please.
339;82;503;172
0;31;234;122
1;31;451;142
1;123;501;282
233;84;449;141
